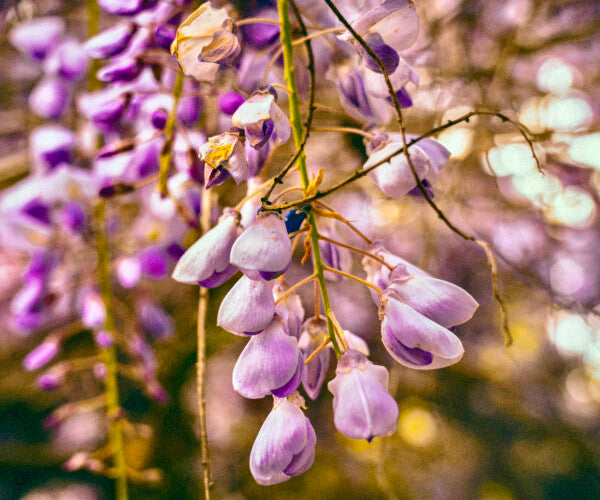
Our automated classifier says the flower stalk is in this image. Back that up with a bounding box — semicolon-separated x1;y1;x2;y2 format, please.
277;0;342;356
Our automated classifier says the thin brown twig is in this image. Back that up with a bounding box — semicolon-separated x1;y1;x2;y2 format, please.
319;235;393;270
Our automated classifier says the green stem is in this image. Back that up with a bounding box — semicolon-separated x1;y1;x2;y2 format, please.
277;0;342;356
94;200;129;500
158;72;185;197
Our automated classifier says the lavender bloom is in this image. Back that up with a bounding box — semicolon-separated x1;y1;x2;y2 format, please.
78;89;127;126
246;141;272;178
137;301;175;340
240;177;264;227
339;0;419;54
250;394;316;485
94;330;114;349
9;17;65;60
217;275;275;335
80;290;106;329
362;33;400;74
60;201;87;234
30;125;75;173
232;317;301;399
386;264;478;328
199;131;248;187
98;0;146;16
241;9;280;49
380;292;465;369
232;88;291;149
29;77;70;120
219;92;245;115
84;23;136;59
154;25;176;50
139;246;169;279
172;208;240;287
117;257;141;288
298;317;330;400
230;212;292;281
363;134;450;198
36;365;67;391
97;58;142;83
171;3;239;82
23;338;60;371
177;95;202;128
273;280;305;339
317;228;352;282
328;349;398;441
44;39;88;81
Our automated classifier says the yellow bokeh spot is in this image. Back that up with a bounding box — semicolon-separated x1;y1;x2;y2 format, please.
478;481;514;500
399;407;437;447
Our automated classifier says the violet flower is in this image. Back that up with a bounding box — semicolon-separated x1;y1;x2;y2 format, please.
232;87;291;149
298;317;330;400
44;39;88;81
84;23;137;59
232;317;302;399
379;291;465;369
328;349;398;441
217;275;275;335
171;3;240;82
30;125;75;173
23;338;60;371
9;17;65;61
199;131;248;187
230;212;292;281
273;280;305;340
29;77;70;120
249;394;316;485
172;208;241;287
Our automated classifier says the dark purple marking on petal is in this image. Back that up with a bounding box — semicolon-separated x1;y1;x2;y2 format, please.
364;33;400;74
272;352;303;398
388;335;433;366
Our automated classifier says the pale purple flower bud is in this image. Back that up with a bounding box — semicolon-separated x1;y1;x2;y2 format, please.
24;338;60;371
93;362;108;381
298;317;330;400
94;330;114;349
363;33;400;74
380;293;464;369
29;77;70;120
250;395;316;485
386;264;479;328
9;17;65;60
217;275;275;335
21;198;51;225
230;212;292;281
80;291;106;328
153;25;175;50
317;228;352;282
199;131;248;186
137;300;174;340
151;108;168;129
328;349;398;441
177;95;202;128
78;90;127;125
60;202;87;233
173;208;241;287
273;280;305;339
36;365;66;391
30;125;75;172
10;279;43;316
85;23;136;59
130;334;157;377
232;317;301;399
99;0;146;16
219;92;245;115
241;9;280;49
343;330;370;355
117;257;141;288
147;380;170;404
97;57;142;83
139;246;169;279
363;138;432;198
44;39;88;81
232;88;291;149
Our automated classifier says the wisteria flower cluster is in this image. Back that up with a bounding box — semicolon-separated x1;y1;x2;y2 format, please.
8;0;583;497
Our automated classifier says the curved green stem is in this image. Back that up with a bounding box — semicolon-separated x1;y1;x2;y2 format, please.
158;72;184;197
277;0;341;355
94;201;129;500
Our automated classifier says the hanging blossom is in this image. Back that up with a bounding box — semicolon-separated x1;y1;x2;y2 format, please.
170;2;240;82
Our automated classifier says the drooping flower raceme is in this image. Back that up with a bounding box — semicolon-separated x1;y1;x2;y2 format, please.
328;349;398;441
249;393;316;485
